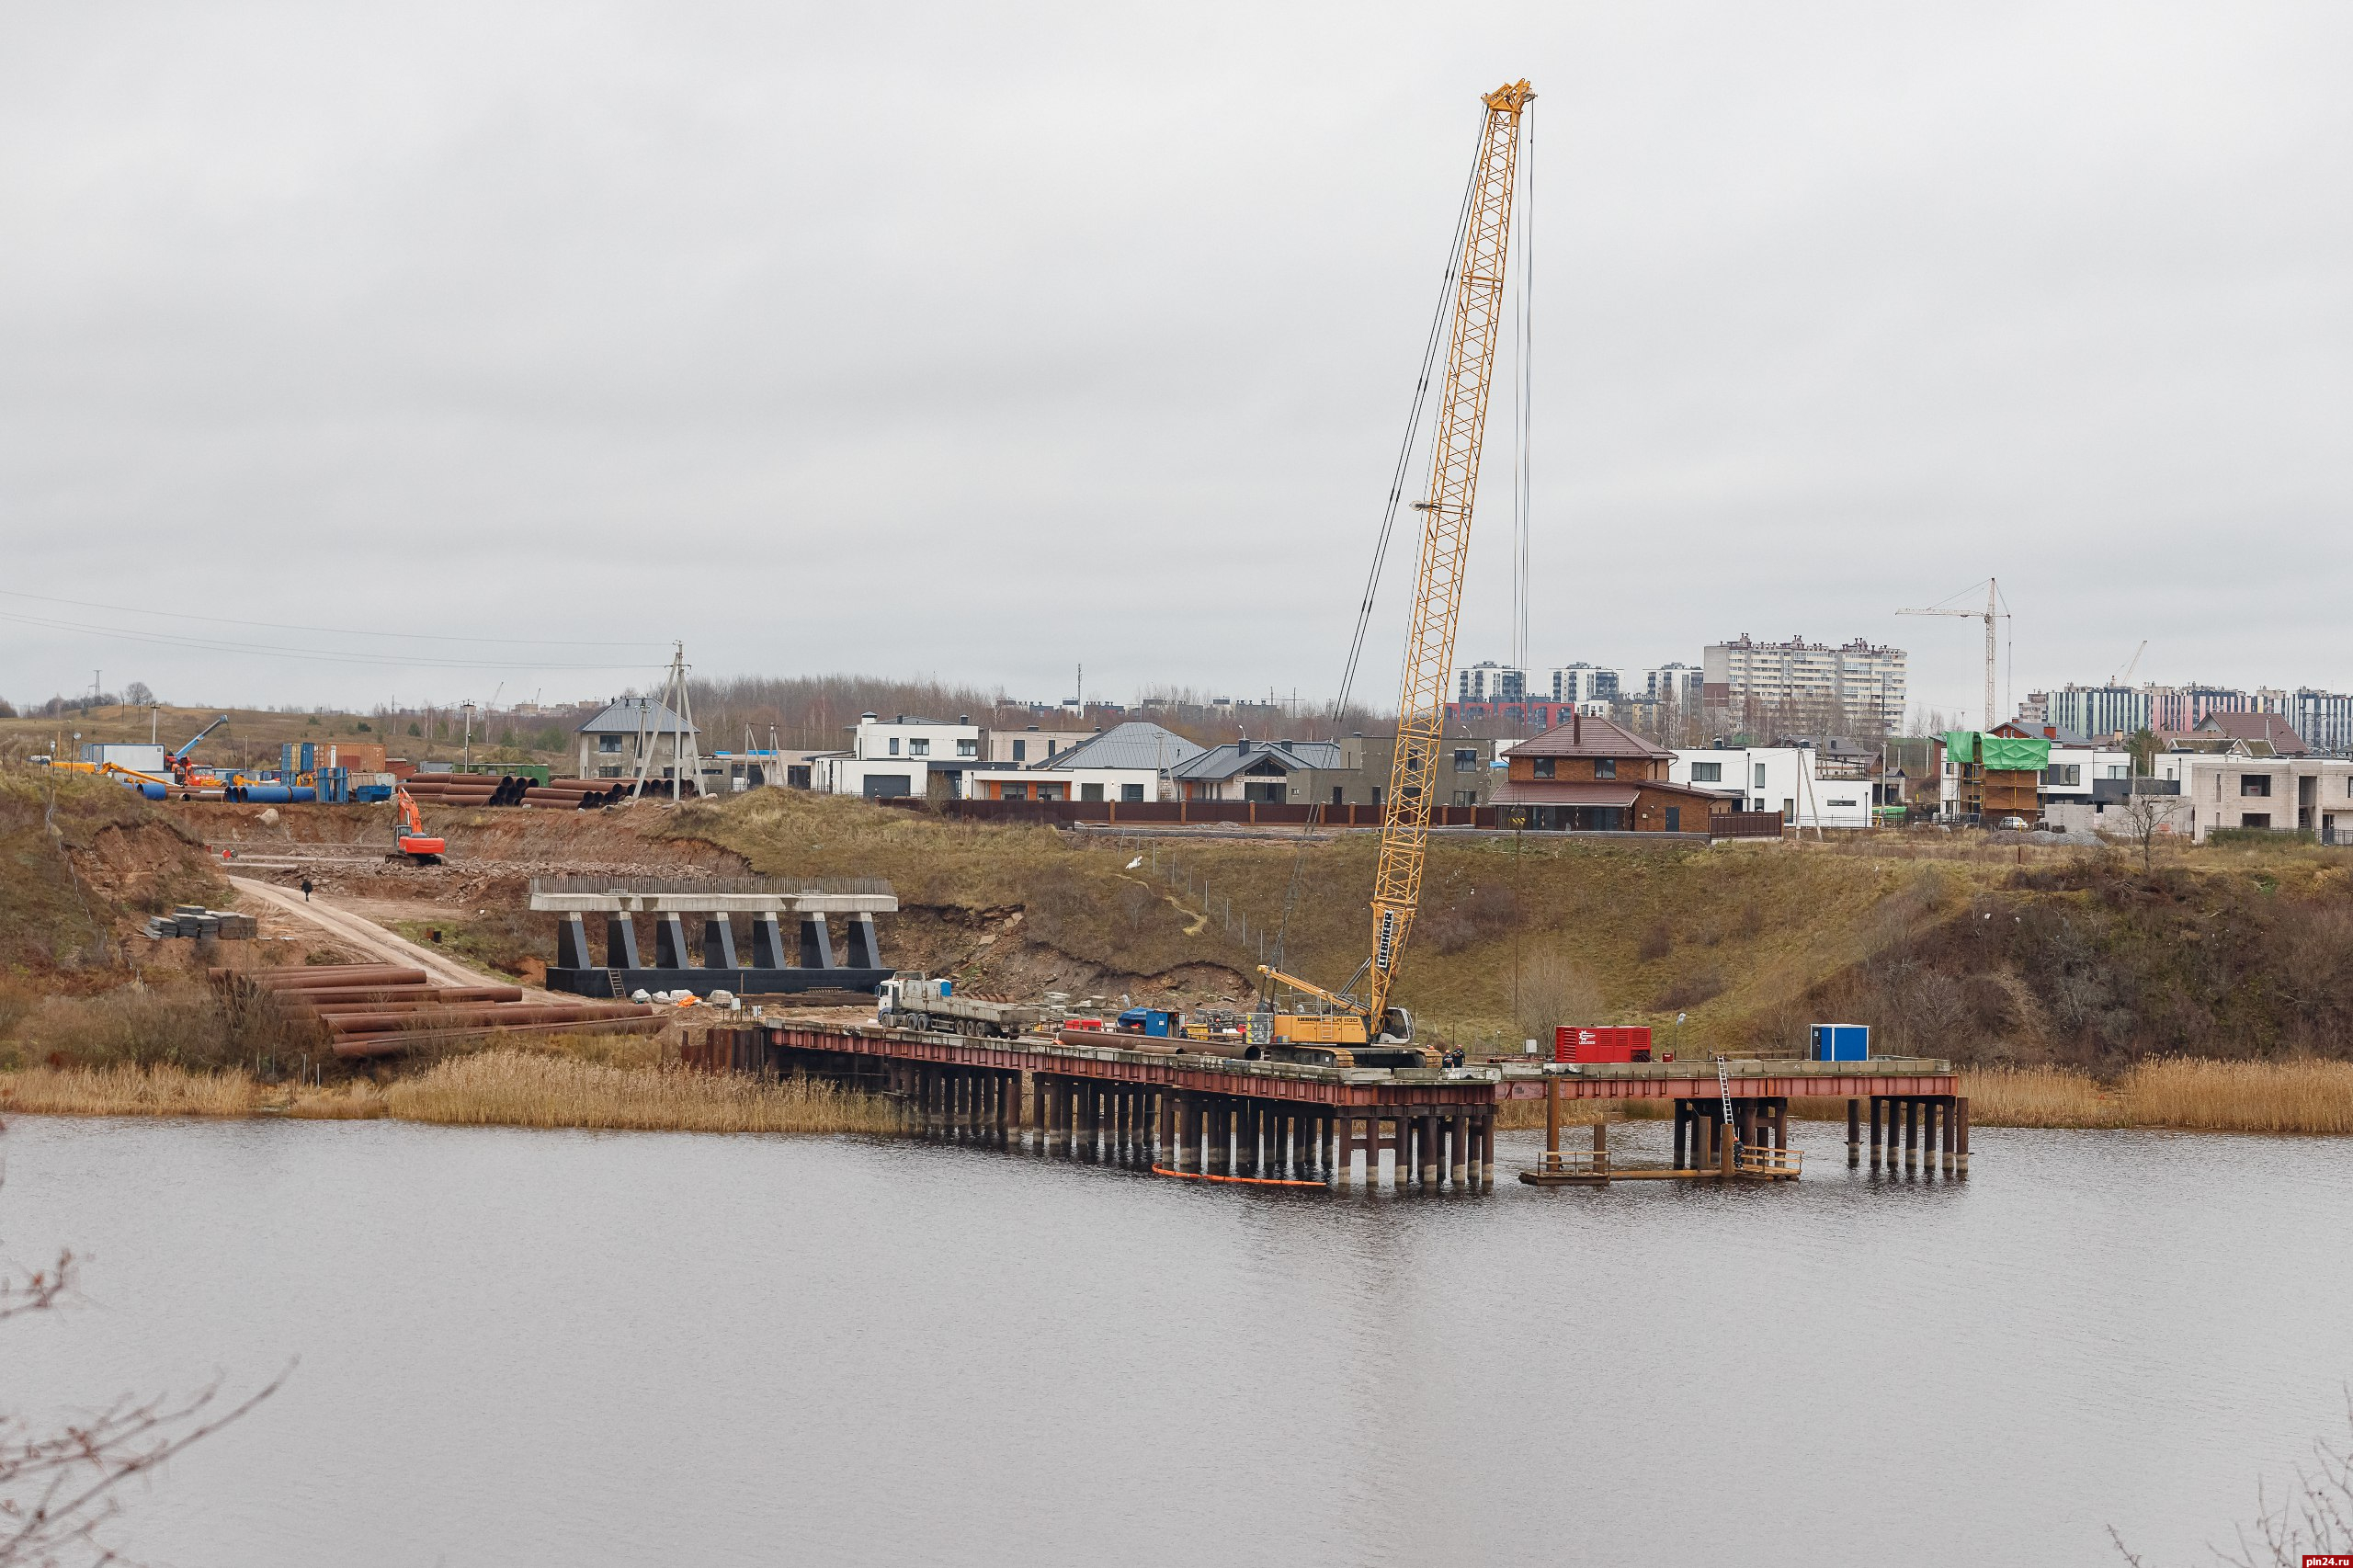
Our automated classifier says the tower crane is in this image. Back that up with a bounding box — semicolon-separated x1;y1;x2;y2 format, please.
1255;77;1535;1068
1897;578;2008;730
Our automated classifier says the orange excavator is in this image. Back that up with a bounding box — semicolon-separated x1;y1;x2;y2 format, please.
391;784;446;866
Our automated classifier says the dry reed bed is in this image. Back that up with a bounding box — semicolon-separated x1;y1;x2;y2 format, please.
1786;1059;2353;1134
381;1051;902;1135
6;1055;2347;1136
2;1051;899;1135
0;1062;264;1118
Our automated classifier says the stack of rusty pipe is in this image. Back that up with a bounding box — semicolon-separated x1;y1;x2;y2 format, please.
397;775;621;809
211;963;658;1059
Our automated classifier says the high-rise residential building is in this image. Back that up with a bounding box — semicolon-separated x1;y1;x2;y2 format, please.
1638;664;1703;708
2290;691;2353;756
2045;686;2152;741
1455;661;1526;704
1700;636;1907;733
2149;686;2272;733
2035;683;2353;754
1547;664;1621;703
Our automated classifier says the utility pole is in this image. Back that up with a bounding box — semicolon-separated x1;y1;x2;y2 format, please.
630;642;702;801
461;702;475;769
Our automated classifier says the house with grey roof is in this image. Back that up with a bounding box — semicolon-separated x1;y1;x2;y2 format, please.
961;721;1202;803
576;697;699;783
1171;738;1345;802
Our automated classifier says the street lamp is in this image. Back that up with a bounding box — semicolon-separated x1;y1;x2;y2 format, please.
461;702;476;769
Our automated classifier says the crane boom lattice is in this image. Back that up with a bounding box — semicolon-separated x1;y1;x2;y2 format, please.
1366;79;1534;1025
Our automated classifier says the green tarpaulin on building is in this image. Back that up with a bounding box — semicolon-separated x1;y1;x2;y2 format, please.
1942;731;2052;772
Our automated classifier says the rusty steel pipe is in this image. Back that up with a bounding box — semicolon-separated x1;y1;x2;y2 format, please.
331;1015;665;1058
245;968;430;991
327;1002;654;1034
295;988;528;1013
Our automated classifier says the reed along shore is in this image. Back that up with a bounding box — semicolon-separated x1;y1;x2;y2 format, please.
1;1051;902;1136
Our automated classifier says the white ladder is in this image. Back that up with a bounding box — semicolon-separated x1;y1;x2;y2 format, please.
1715;1056;1737;1148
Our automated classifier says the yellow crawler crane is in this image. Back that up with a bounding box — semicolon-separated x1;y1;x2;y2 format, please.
1256;77;1534;1069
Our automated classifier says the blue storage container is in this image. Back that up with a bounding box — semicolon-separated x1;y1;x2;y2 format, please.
1811;1023;1870;1062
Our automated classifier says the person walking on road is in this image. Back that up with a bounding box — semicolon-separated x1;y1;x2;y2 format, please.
301;877;313;903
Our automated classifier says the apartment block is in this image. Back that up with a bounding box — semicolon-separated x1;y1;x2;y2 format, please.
1700;636;1907;731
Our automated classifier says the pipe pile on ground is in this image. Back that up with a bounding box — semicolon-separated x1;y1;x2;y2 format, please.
210;963;658;1058
397;775;628;809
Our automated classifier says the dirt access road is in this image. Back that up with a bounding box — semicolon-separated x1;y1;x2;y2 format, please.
228;875;561;998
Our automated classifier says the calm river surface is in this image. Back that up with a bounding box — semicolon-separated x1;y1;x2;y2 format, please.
3;1112;2347;1566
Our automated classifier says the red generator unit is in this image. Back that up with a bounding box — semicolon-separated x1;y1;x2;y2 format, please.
1554;1025;1654;1063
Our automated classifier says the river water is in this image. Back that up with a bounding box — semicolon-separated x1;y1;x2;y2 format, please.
2;1111;2347;1566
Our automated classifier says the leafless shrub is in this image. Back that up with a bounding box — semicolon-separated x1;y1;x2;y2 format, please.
1636;922;1672;961
1;1191;283;1566
1654;966;1725;1011
1514;951;1606;1040
1418;883;1516;955
2111;1392;2353;1564
15;984;312;1074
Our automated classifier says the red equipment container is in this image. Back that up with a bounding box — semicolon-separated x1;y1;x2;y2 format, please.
1554;1025;1654;1063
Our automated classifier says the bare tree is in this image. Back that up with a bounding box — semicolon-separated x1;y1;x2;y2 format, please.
2111;1394;2352;1565
2110;785;2183;874
2;1217;283;1565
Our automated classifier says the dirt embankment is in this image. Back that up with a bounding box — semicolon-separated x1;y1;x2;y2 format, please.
178;794;1260;1006
0;773;226;986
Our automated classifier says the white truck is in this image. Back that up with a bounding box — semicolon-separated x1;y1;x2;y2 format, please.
877;975;1048;1040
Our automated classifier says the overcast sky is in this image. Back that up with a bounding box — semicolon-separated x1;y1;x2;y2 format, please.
4;2;2348;723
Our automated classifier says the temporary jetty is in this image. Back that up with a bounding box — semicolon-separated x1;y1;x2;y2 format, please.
684;1018;1967;1191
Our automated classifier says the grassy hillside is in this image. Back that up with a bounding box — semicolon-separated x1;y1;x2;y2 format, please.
676;791;1955;1053
681;791;2353;1064
16;770;2353;1071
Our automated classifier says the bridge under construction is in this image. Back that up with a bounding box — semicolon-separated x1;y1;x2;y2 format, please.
684;1018;1969;1192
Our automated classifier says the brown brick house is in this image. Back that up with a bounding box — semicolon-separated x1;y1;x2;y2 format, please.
1493;713;1735;833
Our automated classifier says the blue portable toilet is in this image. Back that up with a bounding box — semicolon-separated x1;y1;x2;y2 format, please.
1811;1023;1870;1062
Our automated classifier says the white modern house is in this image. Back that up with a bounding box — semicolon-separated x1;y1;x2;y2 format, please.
2035;745;2133;808
811;713;983;800
1670;746;1872;829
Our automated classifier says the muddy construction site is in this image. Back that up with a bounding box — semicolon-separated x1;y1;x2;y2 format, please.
174;795;1262;1008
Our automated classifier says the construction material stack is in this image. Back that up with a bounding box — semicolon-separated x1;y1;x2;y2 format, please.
398;775;626;809
210;963;658;1058
146;905;260;940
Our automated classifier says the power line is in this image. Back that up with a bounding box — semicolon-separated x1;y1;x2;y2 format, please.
0;609;654;671
1334;117;1488;718
0;587;667;648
